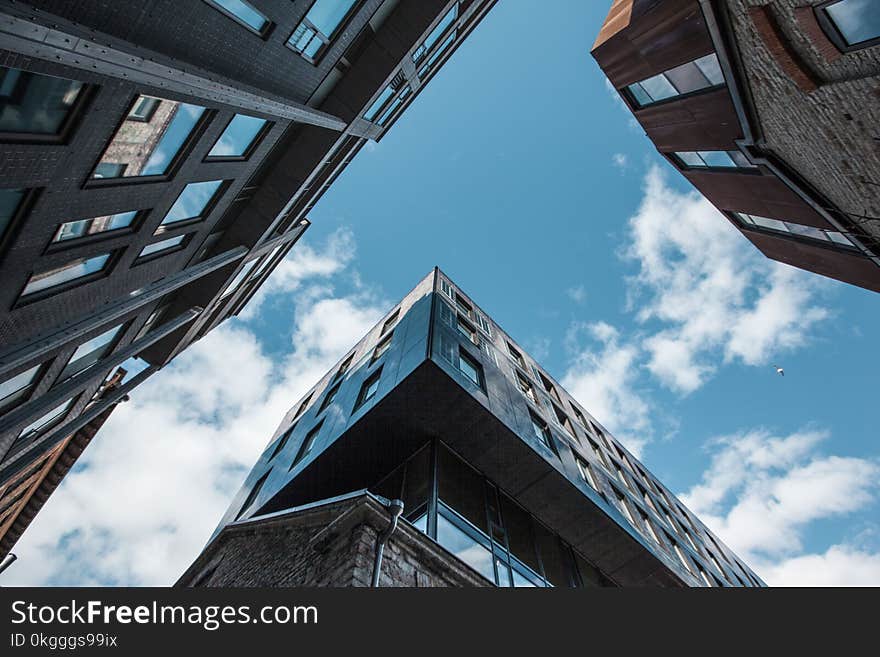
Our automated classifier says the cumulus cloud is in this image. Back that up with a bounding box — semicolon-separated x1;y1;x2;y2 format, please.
679;428;880;585
612;153;628;171
566;285;587;304
4;230;387;586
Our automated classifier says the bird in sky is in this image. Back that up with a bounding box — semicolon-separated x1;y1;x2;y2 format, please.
774;365;785;377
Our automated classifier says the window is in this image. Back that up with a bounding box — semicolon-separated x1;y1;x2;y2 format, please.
137;234;188;259
625;53;724;108
91;97;208;180
15;398;74;445
413;4;459;64
820;0;880;50
537;371;561;403
287;0;359;62
318;381;341;414
733;212;855;247
355;368;382;410
570;404;588;429
21;253;113;299
575;456;598;491
672;541;694;575
672;150;756;170
371;332;393;364
1;188;27;245
364;86;395;122
381;309;399;335
269;424;295;460
52;210;141;243
291;421;323;470
292;392;314;420
204;0;271;36
456;315;477;343
639;511;662;545
454;293;473;317
220;259;258;298
457;348;483;389
528;411;553;451
552;404;577;440
418;31;457;79
613;488;636;526
588;438;608;469
0;67;86;140
333;353;355;382
0;364;41;413
507;342;525;368
515;370;538;404
439;278;454;299
58;324;123;381
206;114;269;159
235;470;269;520
363;79;412;127
436;511;496;582
161;180;226;226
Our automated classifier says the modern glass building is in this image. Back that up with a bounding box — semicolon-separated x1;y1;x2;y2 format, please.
182;269;765;587
0;0;498;557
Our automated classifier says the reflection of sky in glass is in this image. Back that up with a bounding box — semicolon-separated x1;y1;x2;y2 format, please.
306;0;357;36
0;364;40;403
211;0;268;31
208;114;268;157
1;188;24;237
24;254;110;296
826;0;880;45
66;324;122;373
139;234;186;257
55;210;138;242
162;180;223;224
18;399;73;439
436;514;496;582
141;103;206;176
0;67;83;135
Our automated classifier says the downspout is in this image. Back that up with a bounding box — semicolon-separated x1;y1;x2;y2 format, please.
0;553;17;578
371;499;404;587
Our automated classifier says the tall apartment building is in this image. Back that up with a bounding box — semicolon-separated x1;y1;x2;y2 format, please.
593;0;880;293
0;0;497;543
179;269;764;587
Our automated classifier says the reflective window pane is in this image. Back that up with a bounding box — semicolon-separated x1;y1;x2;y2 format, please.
92;97;207;179
205;0;270;32
436;513;495;582
364;86;395;121
138;235;186;258
305;0;357;37
59;324;123;381
626;53;723;107
0;364;40;409
438;446;488;534
22;253;111;296
207;114;268;158
664;61;709;95
639;73;677;102
17;398;73;442
675;151;704;167
162;180;224;225
414;5;458;63
694;53;724;85
53;210;138;242
0;67;84;136
699;151;737;168
824;0;880;46
626;82;652;106
458;349;482;387
0;188;25;239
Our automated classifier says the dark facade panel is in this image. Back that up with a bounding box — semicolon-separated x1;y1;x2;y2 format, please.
636;87;743;151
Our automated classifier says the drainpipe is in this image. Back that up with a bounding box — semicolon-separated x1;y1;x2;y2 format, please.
371;499;404;587
0;553;17;578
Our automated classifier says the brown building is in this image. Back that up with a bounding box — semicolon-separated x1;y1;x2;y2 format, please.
0;0;498;540
592;0;880;293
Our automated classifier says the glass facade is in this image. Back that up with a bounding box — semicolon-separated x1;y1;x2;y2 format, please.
734;211;856;248
0;364;41;412
58;324;123;381
626;54;724;108
673;150;755;169
823;0;880;47
372;443;613;588
287;0;358;61
0;67;85;138
15;398;74;446
91;97;207;179
204;0;270;34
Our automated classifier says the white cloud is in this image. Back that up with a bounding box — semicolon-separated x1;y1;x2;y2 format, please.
3;230;387;586
679;428;880;585
625;166;829;394
561;322;651;457
566;285;587;304
759;545;880;587
612;153;628;171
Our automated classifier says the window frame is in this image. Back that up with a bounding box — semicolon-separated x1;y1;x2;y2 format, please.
56;322;125;383
317;380;341;414
370;331;393;365
290;420;324;471
457;346;484;391
0;67;91;144
354;367;383;411
155;180;229;233
729;210;859;251
46;209;147;251
134;232;194;264
17;250;119;306
204;114;273;162
0;363;43;415
670;150;758;173
285;0;363;64
203;0;274;38
621;53;725;110
815;0;880;52
87;95;214;187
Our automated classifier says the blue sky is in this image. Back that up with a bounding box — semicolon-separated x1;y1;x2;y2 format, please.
4;0;879;586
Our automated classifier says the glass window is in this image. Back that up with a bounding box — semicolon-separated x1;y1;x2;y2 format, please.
0;67;85;138
58;324;123;381
418;31;456;79
1;188;26;240
500;493;542;575
673;150;756;170
318;381;340;413
207;114;269;158
534;524;571;587
91;97;207;179
287;0;358;61
436;512;495;583
204;0;271;34
293;392;314;419
625;53;723;108
0;364;41;411
235;470;269;520
138;234;187;258
53;210;139;243
507;342;525;368
515;371;538;404
381;309;400;334
823;0;880;47
529;411;553;450
371;332;393;363
161;180;225;225
364;86;395;122
16;398;74;443
457;315;476;342
575;457;598;491
438;446;488;534
457;348;483;388
333;353;355;382
355;368;382;409
291;421;323;470
413;4;458;63
269;424;295;460
220;259;259;299
22;253;112;297
734;212;855;247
